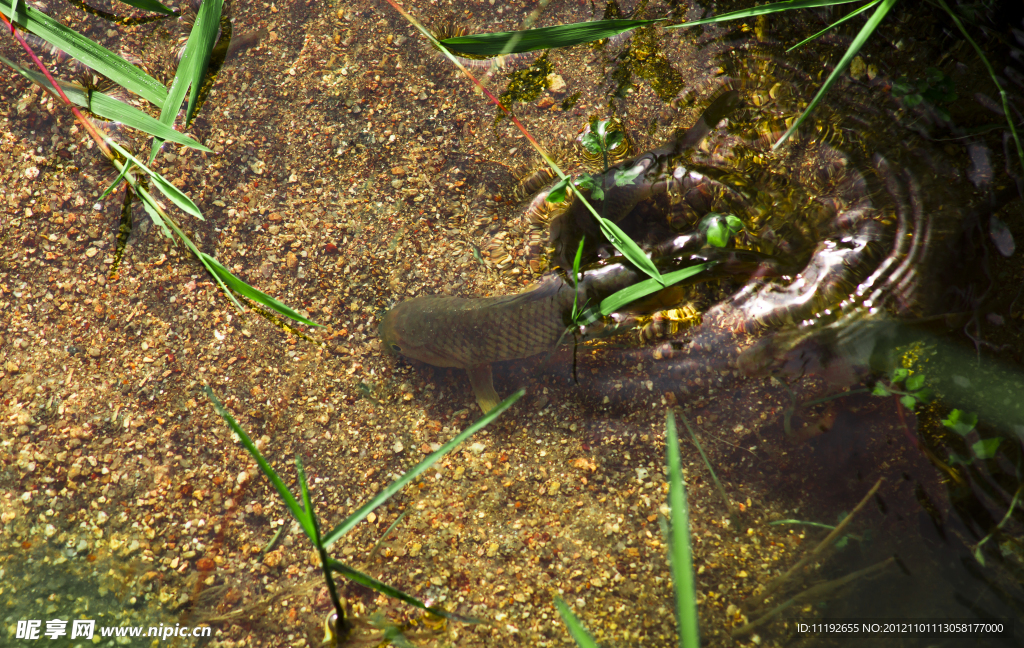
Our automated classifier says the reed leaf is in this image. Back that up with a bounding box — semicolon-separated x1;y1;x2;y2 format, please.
440;19;664;57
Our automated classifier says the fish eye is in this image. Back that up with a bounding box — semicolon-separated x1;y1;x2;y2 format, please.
391;343;402;353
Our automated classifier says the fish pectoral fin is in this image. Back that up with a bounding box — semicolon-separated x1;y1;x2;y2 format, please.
466;364;501;414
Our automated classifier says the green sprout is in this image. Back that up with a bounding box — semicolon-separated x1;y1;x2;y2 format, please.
871;368;932;409
699;213;745;248
206;386;524;645
942;409;1002;465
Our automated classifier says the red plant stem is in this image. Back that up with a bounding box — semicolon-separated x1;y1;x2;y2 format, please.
2;11;113;159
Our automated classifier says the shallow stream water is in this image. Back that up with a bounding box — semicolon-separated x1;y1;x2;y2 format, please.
2;1;1024;647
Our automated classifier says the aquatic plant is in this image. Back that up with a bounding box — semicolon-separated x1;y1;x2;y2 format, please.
0;1;314;328
556;410;700;648
206;386;524;645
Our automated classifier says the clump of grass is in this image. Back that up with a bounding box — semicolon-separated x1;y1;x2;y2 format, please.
206;386;524;645
1;1;313;328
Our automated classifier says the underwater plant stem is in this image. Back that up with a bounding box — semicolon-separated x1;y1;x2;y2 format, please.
2;11;113;160
680;412;739;525
733;557;895;637
759;478;883;602
934;0;1024;177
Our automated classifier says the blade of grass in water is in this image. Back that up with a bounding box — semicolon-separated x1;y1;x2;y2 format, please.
118;0;175;13
152;0;222;159
104;138;203;219
935;0;1024;180
787;0;882;51
554;597;600;648
666;0;866;28
440;19;664;57
665;411;700;648
198;253;321;328
319;390;524;548
0;54;210;150
205;387;317;541
0;3;168;106
773;0;898;149
327;559;480;624
597;262;714;316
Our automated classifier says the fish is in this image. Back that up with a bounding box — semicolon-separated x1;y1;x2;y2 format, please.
379;242;789;413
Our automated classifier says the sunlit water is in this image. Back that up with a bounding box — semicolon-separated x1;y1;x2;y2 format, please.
2;0;1024;646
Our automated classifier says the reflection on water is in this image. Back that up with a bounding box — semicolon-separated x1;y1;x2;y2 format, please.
3;0;1024;645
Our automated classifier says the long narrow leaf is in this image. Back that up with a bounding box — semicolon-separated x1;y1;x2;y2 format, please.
100;159;133;200
153;0;221;159
667;0;865;28
0;54;210;150
198;253;321;328
440;19;664;56
320;390;524;548
0;4;168;105
665;411;700;648
935;0;1024;181
773;0;898;149
598;262;715;316
554;597;600;648
787;0;882;51
118;0;175;13
205;387;316;541
597;218;664;285
134;184;174;239
104;138;203;218
328;559;480;624
296;456;320;545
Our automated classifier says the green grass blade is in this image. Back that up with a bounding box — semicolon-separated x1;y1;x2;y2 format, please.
787;0;882;51
440;19;664;57
197;253;321;327
104;138;203;219
135;186;174;239
0;54;209;151
769;519;837;530
935;0;1024;179
100;159;132;199
599;262;715;316
554;597;600;648
597;217;664;285
773;0;898;149
205;387;316;542
296;455;322;544
667;0;865;29
179;0;222;124
153;0;221;159
665;410;700;648
0;4;168;106
118;0;175;13
320;389;524;549
327;559;481;624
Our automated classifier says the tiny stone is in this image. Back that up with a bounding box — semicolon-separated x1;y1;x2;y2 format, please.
391;179;404;189
87;347;101;358
546;73;566;93
453;466;465;481
391;166;406;176
392;440;404;454
409;542;422;557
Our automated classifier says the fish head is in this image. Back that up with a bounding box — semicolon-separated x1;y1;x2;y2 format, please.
377;297;463;368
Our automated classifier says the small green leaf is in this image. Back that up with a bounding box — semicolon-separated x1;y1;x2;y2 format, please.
105;139;203;220
119;0;175;13
941;409;978;436
891;368;909;383
972;438;1001;460
200;254;320;328
581;131;602;155
612;164;644;187
573;173;595;191
974;545;986;567
915;388;933;403
597;218;663;284
872;383;891;397
903;94;924;108
900;395;917;409
605;129;625;150
590;185;605;201
548;178;570;203
554;597;599;648
835;536;849;549
725;214;745;233
906;374;925;391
